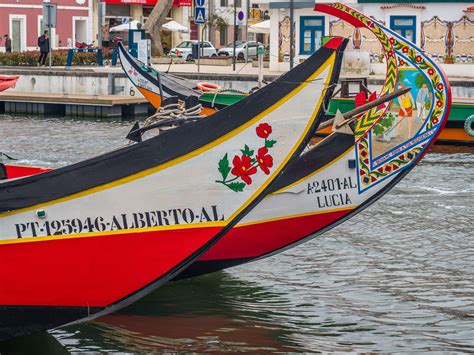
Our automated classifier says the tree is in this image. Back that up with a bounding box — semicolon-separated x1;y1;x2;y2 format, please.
143;0;173;57
207;13;228;38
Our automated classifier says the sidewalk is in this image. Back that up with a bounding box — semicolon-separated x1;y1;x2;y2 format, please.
1;61;473;86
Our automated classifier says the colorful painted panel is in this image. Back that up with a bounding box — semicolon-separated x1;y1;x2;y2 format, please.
316;3;451;193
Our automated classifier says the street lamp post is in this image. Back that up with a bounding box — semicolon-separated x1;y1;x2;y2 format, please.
289;0;294;69
233;0;237;71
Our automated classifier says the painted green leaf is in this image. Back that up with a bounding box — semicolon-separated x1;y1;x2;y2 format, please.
218;153;231;181
241;144;254;157
227;181;246;192
265;139;277;148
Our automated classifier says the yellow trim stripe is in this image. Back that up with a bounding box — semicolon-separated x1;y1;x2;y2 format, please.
0;220;224;246
271;146;353;194
0;53;337;245
238;206;354;228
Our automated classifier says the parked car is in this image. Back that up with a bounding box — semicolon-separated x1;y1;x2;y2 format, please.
169;41;217;61
218;41;262;60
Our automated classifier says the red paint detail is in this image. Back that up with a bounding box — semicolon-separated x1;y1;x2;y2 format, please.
371;176;377;182
199;209;352;261
354;92;367;108
323;36;344;49
314;4;366;28
0;227;221;307
5;165;52;179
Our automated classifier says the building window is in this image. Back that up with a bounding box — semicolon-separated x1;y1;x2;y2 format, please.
235;0;242;7
220;0;228;6
220;26;227;46
299;16;324;55
390;16;416;43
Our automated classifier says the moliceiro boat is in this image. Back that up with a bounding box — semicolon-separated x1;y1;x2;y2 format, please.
119;3;451;279
118;21;469;148
0;38;347;340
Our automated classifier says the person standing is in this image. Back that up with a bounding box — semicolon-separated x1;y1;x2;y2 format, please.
37;30;50;66
4;34;12;53
416;83;430;123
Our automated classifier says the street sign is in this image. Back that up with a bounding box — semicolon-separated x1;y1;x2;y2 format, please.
237;10;245;26
195;0;205;7
194;6;206;25
42;2;57;28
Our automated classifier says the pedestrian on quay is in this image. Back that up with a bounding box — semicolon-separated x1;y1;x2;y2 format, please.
4;34;12;53
37;30;50;66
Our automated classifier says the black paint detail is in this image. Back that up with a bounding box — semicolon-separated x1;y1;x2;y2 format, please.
175;257;254;280
268;133;354;194
0;39;348;340
0;305;102;341
0;41;342;213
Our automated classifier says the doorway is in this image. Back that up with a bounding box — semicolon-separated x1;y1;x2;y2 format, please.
10;16;26;52
73;18;88;45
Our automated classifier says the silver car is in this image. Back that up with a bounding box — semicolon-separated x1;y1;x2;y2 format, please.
169;40;217;61
218;41;262;60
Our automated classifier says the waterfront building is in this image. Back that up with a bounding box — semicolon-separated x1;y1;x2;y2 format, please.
267;0;474;74
94;0;192;49
0;0;92;51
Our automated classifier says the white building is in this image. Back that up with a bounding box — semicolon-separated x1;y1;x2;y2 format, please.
267;0;474;73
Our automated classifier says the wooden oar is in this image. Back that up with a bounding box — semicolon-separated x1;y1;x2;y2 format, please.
318;86;412;131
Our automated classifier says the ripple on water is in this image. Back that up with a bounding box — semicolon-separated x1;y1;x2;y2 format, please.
1;115;473;352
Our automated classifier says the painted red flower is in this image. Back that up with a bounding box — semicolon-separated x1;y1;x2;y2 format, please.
255;147;273;175
416;55;422;63
256;123;272;139
231;155;257;185
399;59;405;66
437;83;444;91
432;117;439;124
387;50;394;57
389;37;395;44
402;46;409;53
428;68;435;76
436;100;443;108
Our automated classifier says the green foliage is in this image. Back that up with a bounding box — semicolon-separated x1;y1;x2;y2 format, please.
217;153;231;181
0;49;113;66
241;144;254;157
373;111;396;136
265;139;276;148
227;182;246;192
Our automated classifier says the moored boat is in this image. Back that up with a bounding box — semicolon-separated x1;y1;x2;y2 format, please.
0;37;346;340
117;30;469;147
0;75;19;93
84;2;451;280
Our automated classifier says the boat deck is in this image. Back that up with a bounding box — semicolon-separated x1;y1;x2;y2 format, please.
0;92;151;118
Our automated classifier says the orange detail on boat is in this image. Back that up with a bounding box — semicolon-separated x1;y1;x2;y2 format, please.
197;82;221;92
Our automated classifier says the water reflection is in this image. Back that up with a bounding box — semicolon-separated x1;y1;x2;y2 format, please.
0;115;472;352
52;272;302;352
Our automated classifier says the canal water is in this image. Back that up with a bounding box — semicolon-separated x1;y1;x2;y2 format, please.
0;114;473;353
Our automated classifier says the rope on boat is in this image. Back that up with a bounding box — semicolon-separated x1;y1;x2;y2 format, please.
127;99;203;144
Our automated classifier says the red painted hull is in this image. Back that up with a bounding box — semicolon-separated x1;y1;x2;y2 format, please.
0;227;221;307
199;209;352;262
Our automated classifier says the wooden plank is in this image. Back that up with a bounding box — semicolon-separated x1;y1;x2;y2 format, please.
0;92;147;107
